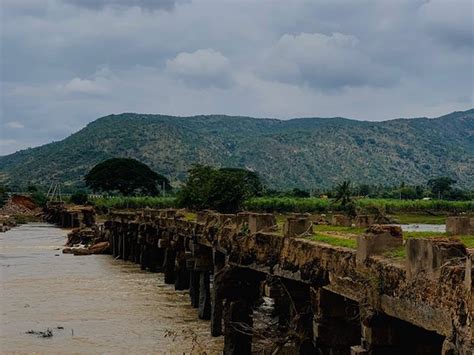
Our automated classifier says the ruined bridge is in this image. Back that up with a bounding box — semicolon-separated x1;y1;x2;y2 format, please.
46;205;473;354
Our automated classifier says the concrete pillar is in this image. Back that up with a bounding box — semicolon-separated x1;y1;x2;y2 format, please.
331;214;352;226
117;231;123;260
112;232;119;258
248;213;277;234
312;288;360;354
262;279;291;329
198;271;211;320
354;311;444;354
140;244;148;270
174;250;190;290
163;248;176;284
189;269;200;308
355;215;375;228
122;231;129;261
211;250;226;336
406;238;467;280
446;216;474;235
283;217;313;237
356;225;403;266
223;299;253;355
282;279;315;354
148;245;162;272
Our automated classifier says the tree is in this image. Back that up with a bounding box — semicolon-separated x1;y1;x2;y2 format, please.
290;188;310;198
334;180;353;206
177;165;263;213
85;158;171;196
427;177;456;199
357;184;371;197
70;191;88;205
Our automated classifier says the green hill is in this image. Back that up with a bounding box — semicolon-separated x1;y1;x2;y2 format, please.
1;109;473;190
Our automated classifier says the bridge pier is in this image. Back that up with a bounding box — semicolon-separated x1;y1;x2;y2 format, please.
188;258;200;308
163;248;176;284
223;298;253;355
198;271;211;319
215;267;264;355
351;309;444;355
174;250;190;290
312;288;360;354
211;250;226;336
281;279;315;354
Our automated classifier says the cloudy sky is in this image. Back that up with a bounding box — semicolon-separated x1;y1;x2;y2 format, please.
1;0;473;155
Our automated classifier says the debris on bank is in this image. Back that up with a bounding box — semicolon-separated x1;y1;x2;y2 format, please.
25;328;54;338
62;225;110;256
0;195;43;232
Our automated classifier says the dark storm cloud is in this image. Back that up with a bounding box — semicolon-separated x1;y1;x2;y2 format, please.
1;0;472;155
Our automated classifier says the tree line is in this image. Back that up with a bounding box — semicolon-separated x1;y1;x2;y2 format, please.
1;158;472;213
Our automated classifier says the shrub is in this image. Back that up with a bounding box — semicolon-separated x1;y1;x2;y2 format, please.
70;191;88;205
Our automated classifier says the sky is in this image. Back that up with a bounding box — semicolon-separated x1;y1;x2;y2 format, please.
1;0;473;155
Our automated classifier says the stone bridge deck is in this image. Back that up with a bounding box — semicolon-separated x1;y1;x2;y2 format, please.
46;205;473;354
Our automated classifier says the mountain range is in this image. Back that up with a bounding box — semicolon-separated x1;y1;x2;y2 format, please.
1;109;473;190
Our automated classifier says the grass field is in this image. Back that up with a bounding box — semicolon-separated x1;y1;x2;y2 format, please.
306;226;474;260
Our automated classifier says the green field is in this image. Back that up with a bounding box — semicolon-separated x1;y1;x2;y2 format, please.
91;196;176;211
244;197;473;214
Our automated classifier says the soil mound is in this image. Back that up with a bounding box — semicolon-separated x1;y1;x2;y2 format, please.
11;195;37;210
0;195;41;216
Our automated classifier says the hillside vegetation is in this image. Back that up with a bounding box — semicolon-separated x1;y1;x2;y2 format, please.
1;109;473;190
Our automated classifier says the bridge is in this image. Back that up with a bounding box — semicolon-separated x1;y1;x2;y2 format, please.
44;204;473;354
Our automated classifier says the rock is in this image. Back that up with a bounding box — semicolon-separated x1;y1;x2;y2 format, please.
88;241;110;254
72;248;92;256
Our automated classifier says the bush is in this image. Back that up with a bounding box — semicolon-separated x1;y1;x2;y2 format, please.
31;192;47;207
70;191;88;205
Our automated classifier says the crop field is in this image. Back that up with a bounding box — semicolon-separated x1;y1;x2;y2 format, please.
244;197;474;213
91;196;176;211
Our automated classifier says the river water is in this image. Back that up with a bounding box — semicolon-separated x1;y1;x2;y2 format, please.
0;223;223;354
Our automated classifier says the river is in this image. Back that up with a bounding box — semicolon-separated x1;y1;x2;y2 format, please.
0;223;223;354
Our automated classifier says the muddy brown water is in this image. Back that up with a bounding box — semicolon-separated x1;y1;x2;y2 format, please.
0;223;223;354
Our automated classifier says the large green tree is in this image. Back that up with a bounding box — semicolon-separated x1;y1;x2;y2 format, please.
427;177;456;199
84;158;171;196
177;165;263;213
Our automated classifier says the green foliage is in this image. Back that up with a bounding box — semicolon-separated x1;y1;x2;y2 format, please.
177;165;263;213
31;192;47;207
27;185;38;193
290;188;310;198
85;158;171;196
244;197;331;213
245;197;474;213
334;180;353;206
70;191;88;205
91;196;176;211
427;177;456;199
356;198;473;213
